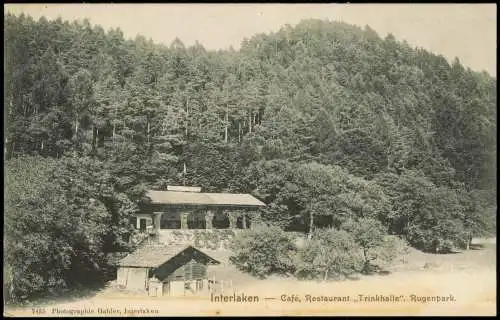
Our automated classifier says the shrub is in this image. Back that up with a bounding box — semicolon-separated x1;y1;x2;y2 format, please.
370;235;410;269
294;228;364;281
229;225;296;278
341;217;386;273
407;218;466;253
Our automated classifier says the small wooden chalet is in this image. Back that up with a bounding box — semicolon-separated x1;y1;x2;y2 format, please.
133;186;266;234
117;244;220;296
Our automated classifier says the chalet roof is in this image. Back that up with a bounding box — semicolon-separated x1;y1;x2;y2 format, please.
118;244;220;268
145;190;266;207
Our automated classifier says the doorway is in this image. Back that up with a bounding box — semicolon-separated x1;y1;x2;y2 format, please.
139;219;147;232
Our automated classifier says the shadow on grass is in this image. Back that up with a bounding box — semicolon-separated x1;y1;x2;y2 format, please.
337;269;391;281
345;274;362;281
442;250;461;255
361;265;392;276
469;244;485;250
361;270;392;276
423;250;461;255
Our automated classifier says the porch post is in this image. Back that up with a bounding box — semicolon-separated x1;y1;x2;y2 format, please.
248;211;256;230
153;212;163;235
205;210;214;229
226;211;236;229
242;214;247;229
180;212;190;230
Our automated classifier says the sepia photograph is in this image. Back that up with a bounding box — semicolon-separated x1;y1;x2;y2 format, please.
3;3;497;317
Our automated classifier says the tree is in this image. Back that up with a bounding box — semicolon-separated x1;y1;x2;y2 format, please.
458;189;496;250
376;170;468;252
229;225;297;278
4;156;110;300
341;217;386;272
4;14;497;301
294;228;363;280
68;68;95;154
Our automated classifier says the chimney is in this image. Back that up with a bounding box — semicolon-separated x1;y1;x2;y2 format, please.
167;185;201;193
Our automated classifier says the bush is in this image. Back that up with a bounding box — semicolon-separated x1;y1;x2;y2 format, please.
341;217;386;273
407;219;466;253
294;228;364;281
229;225;296;278
370;235;410;269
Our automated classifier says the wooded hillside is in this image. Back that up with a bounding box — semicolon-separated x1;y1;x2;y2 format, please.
4;14;496;300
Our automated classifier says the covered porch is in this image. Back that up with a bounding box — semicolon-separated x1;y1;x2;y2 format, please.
134;188;265;234
157;209;252;230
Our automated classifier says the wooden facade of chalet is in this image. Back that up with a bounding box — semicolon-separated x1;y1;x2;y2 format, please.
117;244;220;296
133;186;266;233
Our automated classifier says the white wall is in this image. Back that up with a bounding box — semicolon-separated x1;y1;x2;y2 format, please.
134;214;153;229
116;267;150;290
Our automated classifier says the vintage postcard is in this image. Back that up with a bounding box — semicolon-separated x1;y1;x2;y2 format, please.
3;3;496;317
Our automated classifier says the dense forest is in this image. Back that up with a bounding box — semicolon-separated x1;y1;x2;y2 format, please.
4;13;496;300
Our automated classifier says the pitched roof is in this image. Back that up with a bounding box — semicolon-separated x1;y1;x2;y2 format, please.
118;244;220;268
145;190;266;207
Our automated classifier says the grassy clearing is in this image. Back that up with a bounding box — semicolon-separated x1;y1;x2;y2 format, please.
4;238;496;316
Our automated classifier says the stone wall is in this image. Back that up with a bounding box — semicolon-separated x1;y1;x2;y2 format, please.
158;229;242;250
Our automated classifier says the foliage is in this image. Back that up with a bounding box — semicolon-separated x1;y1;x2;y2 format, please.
244;161;392;235
3;13;496;300
4;157;109;300
229;225;297;278
369;236;411;270
294;228;364;280
341;217;387;272
374;170;471;252
5;14;495;195
458;189;497;244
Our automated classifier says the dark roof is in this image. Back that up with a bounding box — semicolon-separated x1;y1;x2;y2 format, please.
145;190;266;207
118;244;220;268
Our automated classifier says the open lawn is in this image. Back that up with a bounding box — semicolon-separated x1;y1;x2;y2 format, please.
4;238;496;317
